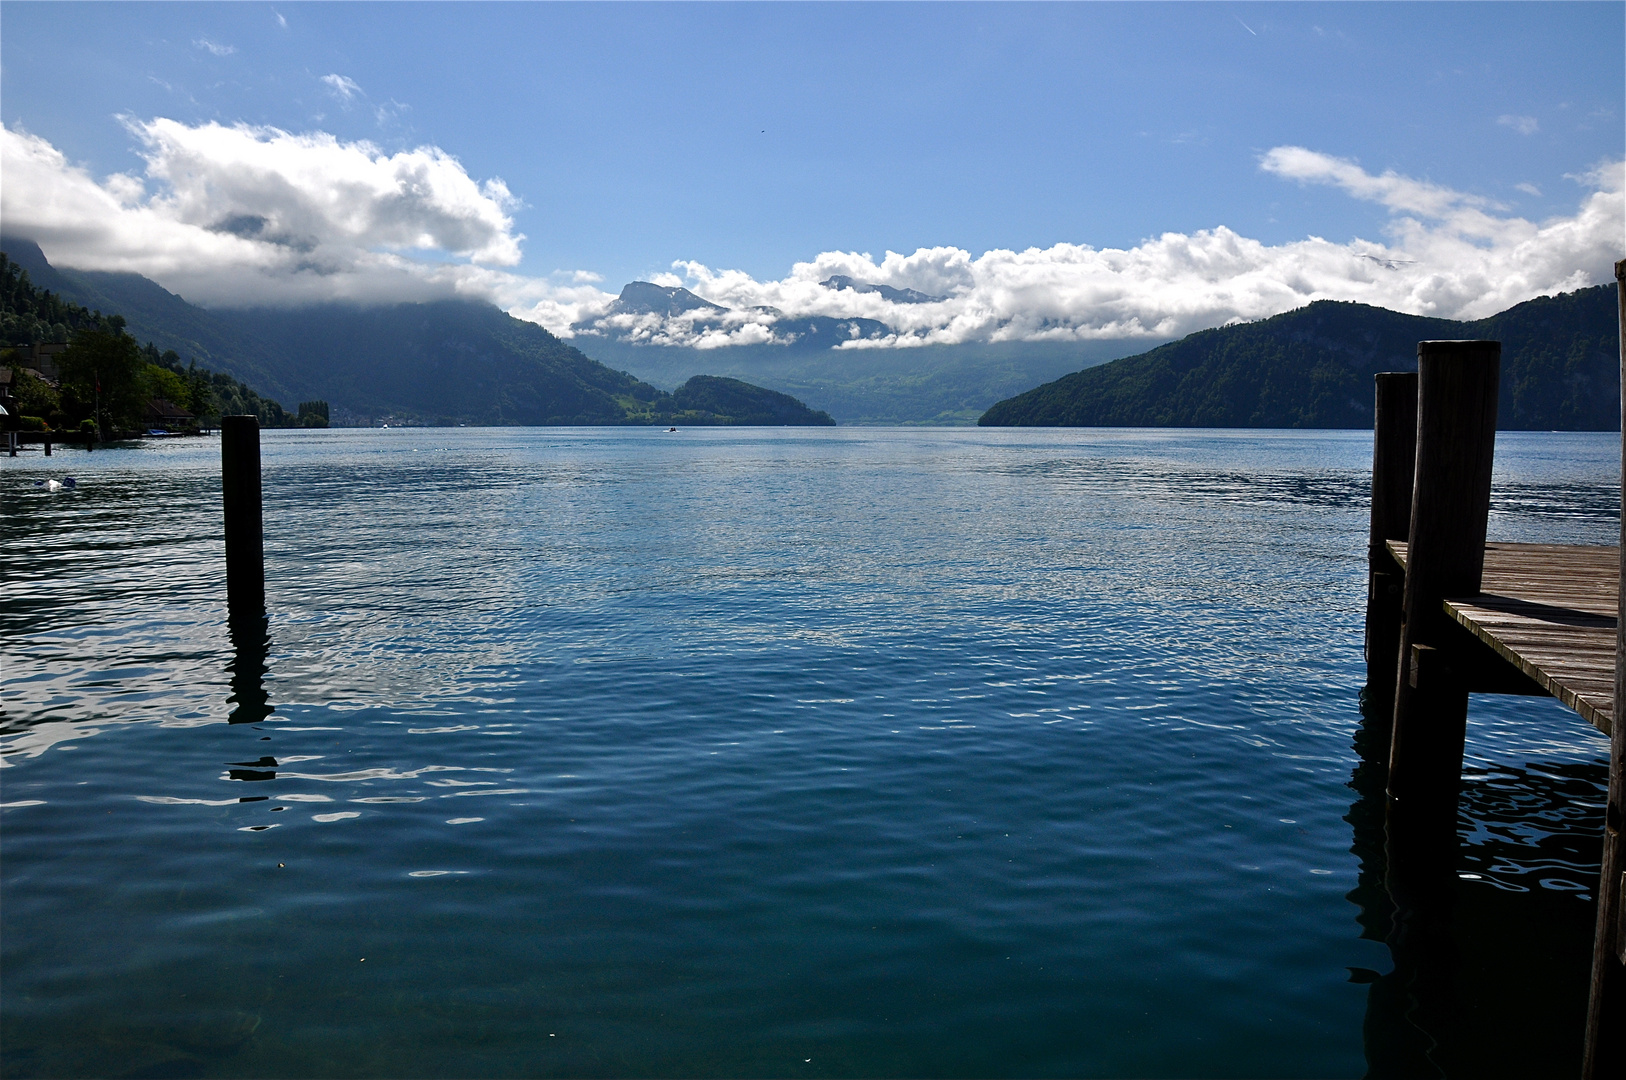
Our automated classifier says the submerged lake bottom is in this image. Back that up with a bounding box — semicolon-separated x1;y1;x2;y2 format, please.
1;426;1617;1078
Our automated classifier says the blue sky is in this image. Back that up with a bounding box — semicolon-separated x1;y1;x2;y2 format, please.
2;2;1621;343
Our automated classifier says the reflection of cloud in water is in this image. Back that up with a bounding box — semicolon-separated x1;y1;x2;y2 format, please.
258;765;511;783
0;721;104;763
0;453;539;759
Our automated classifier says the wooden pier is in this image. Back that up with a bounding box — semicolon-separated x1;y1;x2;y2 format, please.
1386;540;1617;735
1364;260;1626;1077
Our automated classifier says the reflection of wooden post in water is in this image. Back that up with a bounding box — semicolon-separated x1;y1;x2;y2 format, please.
1365;372;1418;722
221;415;265;623
1583;260;1626;1078
227;616;273;724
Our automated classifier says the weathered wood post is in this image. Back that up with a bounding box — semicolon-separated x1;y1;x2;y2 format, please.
1365;371;1419;719
220;415;265;624
1387;342;1500;805
1583;260;1626;1078
1384;341;1499;937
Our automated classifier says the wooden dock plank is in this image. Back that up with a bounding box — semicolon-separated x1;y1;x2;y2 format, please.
1387;540;1618;736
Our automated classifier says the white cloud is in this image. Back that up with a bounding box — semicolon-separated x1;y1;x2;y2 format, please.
274;10;287;29
1258;145;1506;219
1567;159;1625;190
1497;114;1540;136
321;74;363;102
193;38;236;57
605;148;1619;344
1;120;528;306
1;120;1619;344
1515;182;1542;197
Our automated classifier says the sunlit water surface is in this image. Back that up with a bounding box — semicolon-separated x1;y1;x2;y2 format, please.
1;427;1616;1078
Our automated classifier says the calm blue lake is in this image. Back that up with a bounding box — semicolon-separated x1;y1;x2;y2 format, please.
1;427;1616;1078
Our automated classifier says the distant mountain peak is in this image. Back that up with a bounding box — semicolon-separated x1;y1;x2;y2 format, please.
820;275;944;305
610;281;728;317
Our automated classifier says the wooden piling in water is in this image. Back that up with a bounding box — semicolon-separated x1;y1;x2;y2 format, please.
1385;342;1500;808
1365;371;1418;717
220;415;265;623
1582;260;1626;1078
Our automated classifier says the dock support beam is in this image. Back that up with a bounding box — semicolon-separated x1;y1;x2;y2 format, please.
1387;341;1500;806
1365;371;1418;719
1583;260;1626;1078
221;415;265;624
1384;341;1499;927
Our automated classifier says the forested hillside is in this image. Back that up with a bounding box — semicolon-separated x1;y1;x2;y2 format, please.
1;251;298;430
665;376;834;425
979;285;1619;430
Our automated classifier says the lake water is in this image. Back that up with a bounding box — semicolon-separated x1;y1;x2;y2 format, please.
1;427;1616;1078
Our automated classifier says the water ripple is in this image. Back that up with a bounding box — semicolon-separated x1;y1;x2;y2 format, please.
0;427;1614;1077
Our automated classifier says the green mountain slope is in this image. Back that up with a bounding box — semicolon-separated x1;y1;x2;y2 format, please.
0;238;833;427
978;286;1619;430
217;300;668;425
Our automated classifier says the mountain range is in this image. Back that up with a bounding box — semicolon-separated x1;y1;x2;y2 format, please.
979;285;1620;430
575;281;1138;424
0;238;832;427
7;232;1615;431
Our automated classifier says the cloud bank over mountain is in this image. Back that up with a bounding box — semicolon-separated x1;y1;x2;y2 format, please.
3;119;1620;347
1;119;529;307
